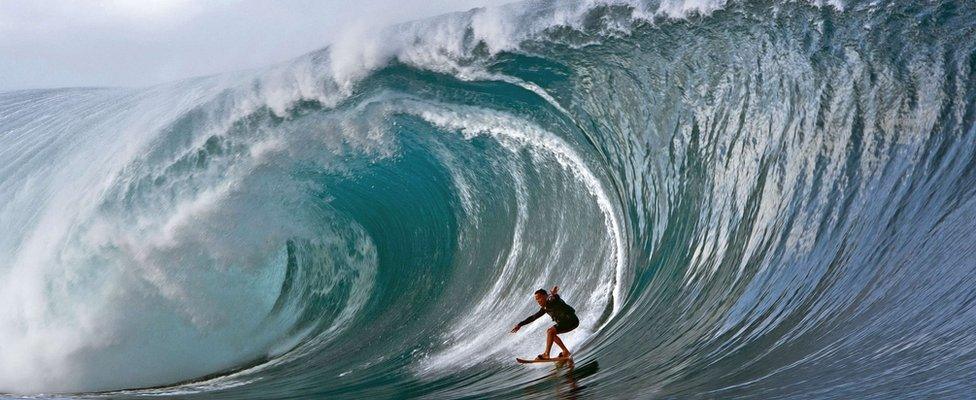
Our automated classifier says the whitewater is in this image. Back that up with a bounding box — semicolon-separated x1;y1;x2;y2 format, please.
2;0;976;398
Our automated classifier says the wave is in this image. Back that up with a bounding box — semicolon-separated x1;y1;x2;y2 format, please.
2;0;976;398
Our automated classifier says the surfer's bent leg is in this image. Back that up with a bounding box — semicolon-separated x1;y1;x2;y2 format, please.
550;327;570;357
543;326;558;358
551;317;579;357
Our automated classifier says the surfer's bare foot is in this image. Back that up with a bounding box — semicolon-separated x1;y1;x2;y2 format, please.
536;354;549;360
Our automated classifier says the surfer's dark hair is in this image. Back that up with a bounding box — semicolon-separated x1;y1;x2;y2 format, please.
535;289;547;296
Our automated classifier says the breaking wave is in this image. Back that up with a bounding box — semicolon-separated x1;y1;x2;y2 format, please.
2;0;975;398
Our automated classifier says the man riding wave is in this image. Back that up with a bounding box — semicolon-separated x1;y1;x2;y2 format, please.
510;286;579;360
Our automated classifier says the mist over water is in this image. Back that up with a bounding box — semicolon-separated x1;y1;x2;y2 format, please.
2;0;976;398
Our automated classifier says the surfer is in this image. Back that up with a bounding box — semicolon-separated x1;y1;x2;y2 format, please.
510;286;579;360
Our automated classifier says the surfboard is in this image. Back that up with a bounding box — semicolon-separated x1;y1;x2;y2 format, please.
516;356;572;364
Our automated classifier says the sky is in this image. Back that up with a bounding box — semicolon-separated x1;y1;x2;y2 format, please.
0;0;513;91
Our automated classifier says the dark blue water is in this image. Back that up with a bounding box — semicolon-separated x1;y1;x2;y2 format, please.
2;0;976;398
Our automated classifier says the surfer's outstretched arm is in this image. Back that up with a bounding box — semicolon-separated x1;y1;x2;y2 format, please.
511;309;545;333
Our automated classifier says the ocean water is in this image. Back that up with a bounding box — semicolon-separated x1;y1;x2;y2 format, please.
2;0;976;398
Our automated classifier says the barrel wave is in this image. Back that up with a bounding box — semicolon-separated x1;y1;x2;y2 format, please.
2;0;976;398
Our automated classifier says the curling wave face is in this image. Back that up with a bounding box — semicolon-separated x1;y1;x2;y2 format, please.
2;0;976;398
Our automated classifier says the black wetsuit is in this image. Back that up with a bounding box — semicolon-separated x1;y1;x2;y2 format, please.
517;294;579;333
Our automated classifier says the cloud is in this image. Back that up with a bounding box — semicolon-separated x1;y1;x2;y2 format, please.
98;0;204;21
0;0;511;91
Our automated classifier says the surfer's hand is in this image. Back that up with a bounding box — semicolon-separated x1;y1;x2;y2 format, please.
511;324;521;333
551;286;559;295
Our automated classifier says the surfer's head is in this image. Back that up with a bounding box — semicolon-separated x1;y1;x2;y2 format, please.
534;289;548;306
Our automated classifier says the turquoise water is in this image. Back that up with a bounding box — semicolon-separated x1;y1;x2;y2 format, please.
2;0;976;398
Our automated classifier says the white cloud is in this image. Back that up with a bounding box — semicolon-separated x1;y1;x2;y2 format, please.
98;0;204;21
0;0;512;91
